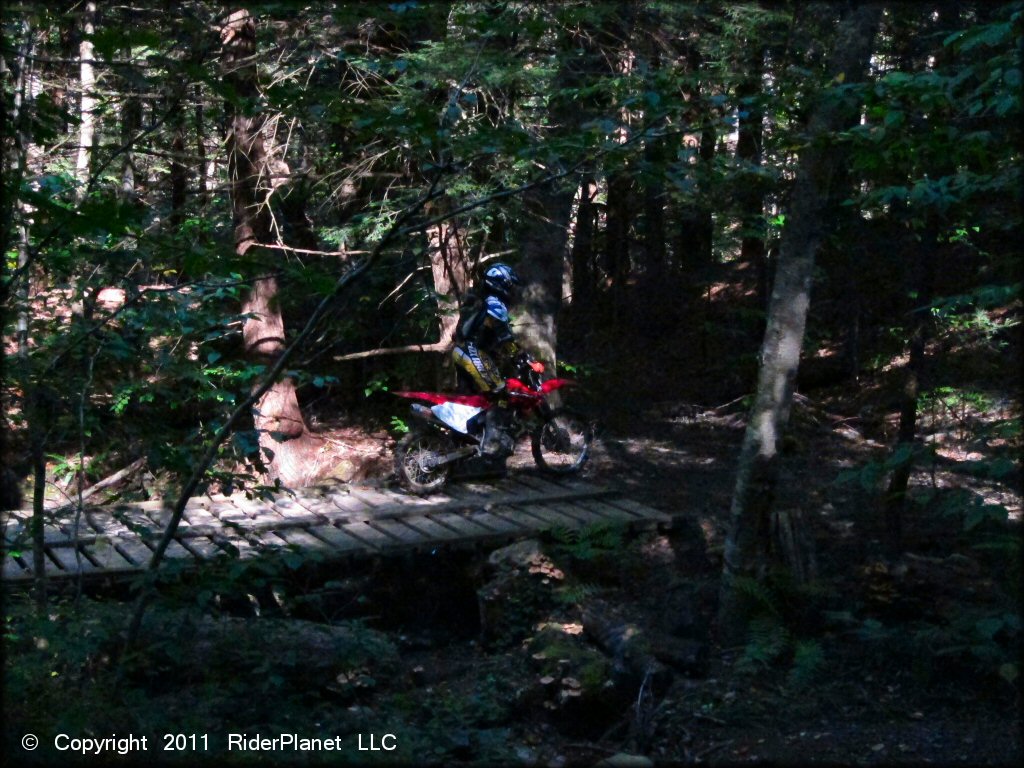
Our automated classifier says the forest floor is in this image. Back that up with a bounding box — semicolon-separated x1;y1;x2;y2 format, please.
4;377;1020;767
282;379;1021;766
337;385;1024;768
494;395;1021;767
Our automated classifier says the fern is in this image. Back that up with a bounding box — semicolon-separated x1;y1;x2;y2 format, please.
554;582;599;606
550;522;623;561
787;639;824;689
732;575;783;619
737;615;790;673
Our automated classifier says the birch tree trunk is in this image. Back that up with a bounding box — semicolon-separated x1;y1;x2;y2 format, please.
718;3;882;645
222;9;319;488
74;1;96;201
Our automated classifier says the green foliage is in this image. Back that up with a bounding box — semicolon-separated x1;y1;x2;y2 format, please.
549;522;624;562
854;605;1021;688
731;574;832;690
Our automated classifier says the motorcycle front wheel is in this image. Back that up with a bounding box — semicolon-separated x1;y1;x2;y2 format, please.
394;430;455;493
531;408;594;475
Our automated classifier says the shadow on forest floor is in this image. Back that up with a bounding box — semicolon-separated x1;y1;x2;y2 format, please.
4;378;1020;767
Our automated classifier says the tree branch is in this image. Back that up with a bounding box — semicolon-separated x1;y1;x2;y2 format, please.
333;341;450;362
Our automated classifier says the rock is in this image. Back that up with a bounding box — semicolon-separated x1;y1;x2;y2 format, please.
478;540;563;646
596;754;654;768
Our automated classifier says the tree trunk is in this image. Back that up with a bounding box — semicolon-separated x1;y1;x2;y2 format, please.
604;168;633;318
425;205;470;349
222;9;318;488
674;39;716;304
516;184;574;369
642;138;667;283
884;222;938;554
718;3;882;645
735;43;768;310
195;89;209;209
570;174;597;307
74;1;97;200
169;91;187;229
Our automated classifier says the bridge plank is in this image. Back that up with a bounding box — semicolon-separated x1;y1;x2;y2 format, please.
273;528;337;554
84;512;136;537
292;495;344;519
461;510;529;534
337;521;397;550
182;507;219;527
3;556;31;580
305;525;364;553
179;536;223;559
2;515;29;546
112;537;158;567
46;545;97;574
428;511;496;539
506;503;588;531
400;515;465;541
529;501;594;525
368;519;429;548
556;500;635;525
212;533;262;560
599;496;673;523
144;537;196;560
81;540;138;572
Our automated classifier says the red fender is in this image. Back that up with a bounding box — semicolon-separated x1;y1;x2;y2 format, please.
392;391;489;408
539;377;577;394
395;378;575;406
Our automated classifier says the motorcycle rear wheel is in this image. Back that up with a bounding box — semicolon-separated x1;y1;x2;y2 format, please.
394;430;455;493
531;408;593;475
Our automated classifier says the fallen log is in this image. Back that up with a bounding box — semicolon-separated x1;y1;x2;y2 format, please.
46;457;146;511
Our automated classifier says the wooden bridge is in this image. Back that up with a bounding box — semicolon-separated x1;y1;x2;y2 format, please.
1;472;675;583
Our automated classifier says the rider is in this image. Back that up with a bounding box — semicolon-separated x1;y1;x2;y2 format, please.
452;262;540;457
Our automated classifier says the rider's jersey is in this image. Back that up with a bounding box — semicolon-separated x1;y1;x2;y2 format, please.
456;293;518;362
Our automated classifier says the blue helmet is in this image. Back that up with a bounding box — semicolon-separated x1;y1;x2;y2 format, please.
484;295;509;323
483;263;521;302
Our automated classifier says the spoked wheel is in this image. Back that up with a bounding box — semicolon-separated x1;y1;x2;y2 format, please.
394;430;455;493
531;408;594;475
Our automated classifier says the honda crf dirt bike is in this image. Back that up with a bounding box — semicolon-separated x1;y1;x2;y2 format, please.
392;357;594;493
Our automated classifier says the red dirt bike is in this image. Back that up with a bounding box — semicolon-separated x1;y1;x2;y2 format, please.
392;356;594;493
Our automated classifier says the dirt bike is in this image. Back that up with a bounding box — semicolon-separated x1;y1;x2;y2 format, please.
392;356;594;493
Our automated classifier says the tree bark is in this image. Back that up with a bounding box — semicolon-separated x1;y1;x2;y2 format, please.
169;79;188;229
735;43;768;310
570;174;597;307
222;9;319;488
718;3;882;645
884;219;938;555
195;89;209;209
74;1;97;201
516;184;573;369
425;204;470;349
604;168;633;318
674;40;716;304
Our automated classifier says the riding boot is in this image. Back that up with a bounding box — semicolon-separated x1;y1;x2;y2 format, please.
481;401;513;458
